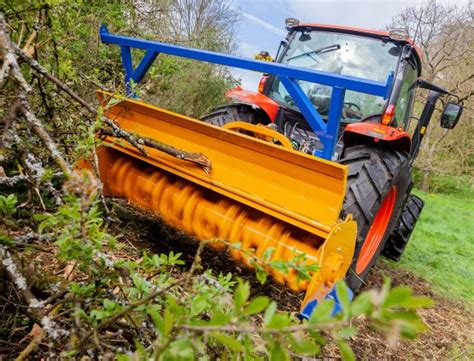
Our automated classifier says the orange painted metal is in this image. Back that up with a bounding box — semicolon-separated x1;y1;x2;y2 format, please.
356;186;397;274
344;122;412;152
225;87;280;121
222;121;293;149
93;91;357;308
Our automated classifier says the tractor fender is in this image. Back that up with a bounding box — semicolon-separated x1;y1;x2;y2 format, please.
343;122;411;153
225;86;279;122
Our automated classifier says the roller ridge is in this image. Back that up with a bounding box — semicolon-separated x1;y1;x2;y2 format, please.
108;156;325;291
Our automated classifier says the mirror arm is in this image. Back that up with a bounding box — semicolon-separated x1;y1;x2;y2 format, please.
410;90;443;161
417;79;460;101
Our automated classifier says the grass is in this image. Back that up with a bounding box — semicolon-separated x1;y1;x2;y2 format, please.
386;187;474;308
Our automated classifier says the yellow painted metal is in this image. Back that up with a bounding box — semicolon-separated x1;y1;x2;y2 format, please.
94;91;357;308
222;121;294;149
98;91;347;238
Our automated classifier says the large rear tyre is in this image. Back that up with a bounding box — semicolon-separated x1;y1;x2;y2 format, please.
383;194;424;261
339;145;410;290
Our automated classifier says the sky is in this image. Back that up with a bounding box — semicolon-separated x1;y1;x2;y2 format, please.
231;0;467;89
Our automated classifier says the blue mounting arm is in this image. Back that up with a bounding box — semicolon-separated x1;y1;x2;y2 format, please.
99;25;393;160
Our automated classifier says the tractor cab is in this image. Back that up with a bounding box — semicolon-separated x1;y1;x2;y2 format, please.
254;22;423;156
267;23;421;126
222;20;461;160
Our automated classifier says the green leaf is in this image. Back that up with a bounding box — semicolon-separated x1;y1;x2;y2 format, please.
134;339;147;357
266;314;291;329
403;295;434;309
309;298;334;323
383;286;434;309
263;301;277;326
147;306;163;334
384;286;412;308
191;295;208;316
166;338;194;360
103;299;116;311
270;343;289;361
262;247;275;261
163;306;174;337
350;292;373;317
208;312;231;326
386;310;425;325
288;334;321;354
336;281;350;314
308;330;326;345
211;332;244;352
69;282;95;297
0;234;13;246
399;318;428;339
244;296;270;316
234;279;250;310
255;265;268;285
336;326;357;339
337;340;355;361
269;260;288;273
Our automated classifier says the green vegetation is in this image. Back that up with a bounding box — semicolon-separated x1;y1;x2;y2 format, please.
387;184;474;307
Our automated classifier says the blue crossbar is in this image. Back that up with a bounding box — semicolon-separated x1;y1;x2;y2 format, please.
100;25;393;160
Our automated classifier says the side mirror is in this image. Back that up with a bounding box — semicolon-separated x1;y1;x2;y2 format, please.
440;102;463;129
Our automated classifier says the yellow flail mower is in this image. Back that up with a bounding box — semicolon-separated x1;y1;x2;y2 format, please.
87;23;462;318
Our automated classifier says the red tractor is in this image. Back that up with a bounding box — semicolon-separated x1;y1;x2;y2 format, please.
202;20;463;290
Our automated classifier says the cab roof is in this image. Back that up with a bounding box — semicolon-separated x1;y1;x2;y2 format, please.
291;23;423;73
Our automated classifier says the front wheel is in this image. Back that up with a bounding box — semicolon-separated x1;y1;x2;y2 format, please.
339;145;410;290
383;194;424;261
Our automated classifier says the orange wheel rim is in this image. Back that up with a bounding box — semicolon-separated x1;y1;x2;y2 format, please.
356;186;397;274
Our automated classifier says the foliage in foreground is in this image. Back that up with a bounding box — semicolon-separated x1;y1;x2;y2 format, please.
1;187;433;360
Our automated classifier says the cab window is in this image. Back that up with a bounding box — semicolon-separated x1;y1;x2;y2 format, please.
394;62;417;127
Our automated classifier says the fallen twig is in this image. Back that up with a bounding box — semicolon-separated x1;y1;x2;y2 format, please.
15;324;43;361
0;246;44;319
0;14;72;179
100;127;212;173
0;174;28;186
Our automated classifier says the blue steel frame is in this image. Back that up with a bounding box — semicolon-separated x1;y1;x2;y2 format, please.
100;25;393;160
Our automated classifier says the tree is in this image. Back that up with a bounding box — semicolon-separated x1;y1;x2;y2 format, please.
126;0;240;117
389;0;474;191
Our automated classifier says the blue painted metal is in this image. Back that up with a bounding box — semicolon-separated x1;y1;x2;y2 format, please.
279;77;327;138
299;285;354;320
99;24;393;160
324;87;346;159
118;43;159;95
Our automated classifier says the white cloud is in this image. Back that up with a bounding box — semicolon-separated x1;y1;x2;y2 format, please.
236;9;286;36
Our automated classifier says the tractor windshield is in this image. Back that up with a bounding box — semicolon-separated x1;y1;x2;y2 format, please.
269;30;401;121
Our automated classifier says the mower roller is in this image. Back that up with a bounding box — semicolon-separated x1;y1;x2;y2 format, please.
91;22;462;318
